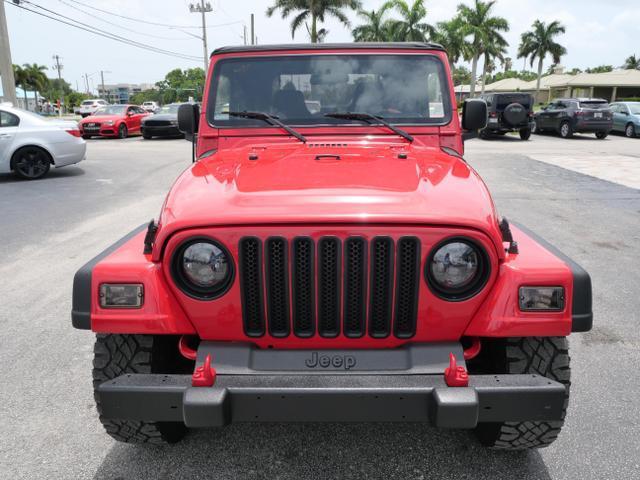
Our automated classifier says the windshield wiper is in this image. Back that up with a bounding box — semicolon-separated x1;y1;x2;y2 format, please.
324;112;414;142
224;111;307;143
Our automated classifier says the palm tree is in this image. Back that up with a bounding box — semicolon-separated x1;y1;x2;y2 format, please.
517;20;566;98
385;0;433;42
457;0;509;97
266;0;361;43
433;17;469;70
352;4;393;42
23;63;49;112
480;31;508;93
12;64;30;110
623;54;640;70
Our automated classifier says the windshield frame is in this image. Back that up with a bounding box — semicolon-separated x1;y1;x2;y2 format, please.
206;53;453;130
627;103;640;115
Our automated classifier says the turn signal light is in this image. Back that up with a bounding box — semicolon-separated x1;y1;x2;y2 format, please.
99;284;144;308
519;286;564;311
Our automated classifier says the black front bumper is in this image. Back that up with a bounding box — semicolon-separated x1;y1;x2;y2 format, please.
96;343;566;429
141;125;182;137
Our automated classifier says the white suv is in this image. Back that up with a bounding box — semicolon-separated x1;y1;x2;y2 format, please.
77;99;108;118
142;101;159;113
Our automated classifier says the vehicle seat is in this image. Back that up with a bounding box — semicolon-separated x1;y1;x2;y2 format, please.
273;89;310;119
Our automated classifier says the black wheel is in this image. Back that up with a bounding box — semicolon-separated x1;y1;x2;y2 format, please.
479;129;490;140
474;337;570;450
11;146;51;180
118;124;128;139
519;128;532;140
595;131;608;140
625;123;636;138
93;334;193;444
559;121;573;138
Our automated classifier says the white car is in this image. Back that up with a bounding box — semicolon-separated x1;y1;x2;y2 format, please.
142;101;159;113
0;103;86;180
77;99;108;117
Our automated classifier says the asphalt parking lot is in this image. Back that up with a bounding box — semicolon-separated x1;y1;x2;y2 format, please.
1;132;639;479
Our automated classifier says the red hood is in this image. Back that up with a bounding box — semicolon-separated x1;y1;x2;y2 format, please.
155;138;503;255
79;114;122;123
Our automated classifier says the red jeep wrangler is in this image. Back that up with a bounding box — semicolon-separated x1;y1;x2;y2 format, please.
72;43;592;449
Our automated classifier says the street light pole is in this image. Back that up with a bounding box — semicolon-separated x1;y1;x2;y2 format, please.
52;55;64;115
0;0;18;105
189;1;212;71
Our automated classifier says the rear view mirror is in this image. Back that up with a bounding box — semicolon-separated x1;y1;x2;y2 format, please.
178;103;200;142
461;99;487;141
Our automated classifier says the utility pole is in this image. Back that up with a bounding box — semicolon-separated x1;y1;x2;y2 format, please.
243;25;247;45
52;55;63;82
84;73;90;94
189;1;212;70
0;0;18;105
250;13;255;45
100;70;111;102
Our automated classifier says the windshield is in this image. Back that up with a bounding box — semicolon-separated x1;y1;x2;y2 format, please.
82;101;94;106
208;54;451;127
157;104;181;114
93;105;127;115
628;104;640;115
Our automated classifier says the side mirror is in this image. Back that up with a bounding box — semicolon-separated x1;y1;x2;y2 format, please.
178;103;200;142
461;99;487;141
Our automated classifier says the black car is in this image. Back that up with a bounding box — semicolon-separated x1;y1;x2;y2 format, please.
478;92;534;140
533;98;613;139
141;103;186;139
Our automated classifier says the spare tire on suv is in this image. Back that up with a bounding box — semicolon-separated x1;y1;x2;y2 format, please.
479;92;534;140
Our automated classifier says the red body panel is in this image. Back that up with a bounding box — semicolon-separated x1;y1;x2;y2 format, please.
89;225;574;343
86;46;575;345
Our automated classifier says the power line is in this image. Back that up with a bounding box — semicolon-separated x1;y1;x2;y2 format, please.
65;0;239;29
6;1;201;62
55;0;194;41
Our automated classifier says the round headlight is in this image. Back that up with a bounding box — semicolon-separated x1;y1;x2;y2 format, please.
172;238;234;299
426;238;489;301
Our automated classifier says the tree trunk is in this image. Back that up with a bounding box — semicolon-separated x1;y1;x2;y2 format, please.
481;53;489;94
535;57;543;103
311;14;318;43
22;82;28;110
470;54;479;97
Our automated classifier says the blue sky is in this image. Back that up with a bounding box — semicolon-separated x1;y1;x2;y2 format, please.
5;0;640;90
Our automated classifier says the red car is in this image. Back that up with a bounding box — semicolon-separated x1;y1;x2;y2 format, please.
72;43;592;449
78;104;148;139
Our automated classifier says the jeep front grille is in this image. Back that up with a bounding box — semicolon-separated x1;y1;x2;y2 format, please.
238;236;421;339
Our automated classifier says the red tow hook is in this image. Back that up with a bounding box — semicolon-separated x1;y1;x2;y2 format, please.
192;354;216;387
444;353;469;387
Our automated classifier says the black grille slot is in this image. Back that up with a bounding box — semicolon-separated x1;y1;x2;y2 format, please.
292;237;315;337
394;237;420;338
343;237;367;337
318;237;341;337
239;237;265;336
369;237;394;337
265;237;290;337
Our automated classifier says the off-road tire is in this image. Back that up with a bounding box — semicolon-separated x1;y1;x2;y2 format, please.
519;128;532;140
93;334;188;444
475;337;570;450
595;131;608;140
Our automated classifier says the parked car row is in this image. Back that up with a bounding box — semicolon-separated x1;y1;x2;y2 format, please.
77;103;187;140
477;93;639;140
